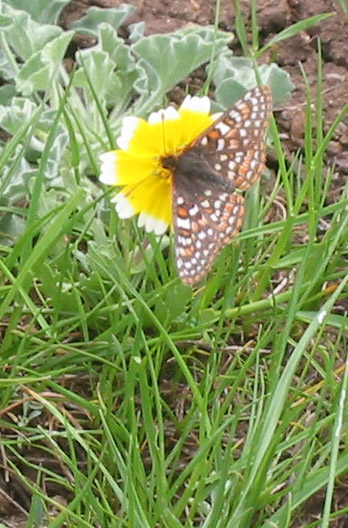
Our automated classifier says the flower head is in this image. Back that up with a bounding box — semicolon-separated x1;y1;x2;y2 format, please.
99;95;217;235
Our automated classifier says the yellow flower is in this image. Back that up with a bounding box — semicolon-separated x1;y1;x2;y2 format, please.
99;96;218;235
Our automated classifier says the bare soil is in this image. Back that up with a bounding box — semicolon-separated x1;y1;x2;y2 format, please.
59;0;348;177
2;1;348;526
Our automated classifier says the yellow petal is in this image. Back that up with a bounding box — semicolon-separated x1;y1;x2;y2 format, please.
119;172;172;229
115;150;158;186
119;116;164;157
100;150;158;186
177;95;215;146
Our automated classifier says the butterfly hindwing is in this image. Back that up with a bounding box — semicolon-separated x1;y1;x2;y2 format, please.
174;183;245;285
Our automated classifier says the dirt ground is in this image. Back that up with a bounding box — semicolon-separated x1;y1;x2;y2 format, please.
2;0;348;526
60;0;348;178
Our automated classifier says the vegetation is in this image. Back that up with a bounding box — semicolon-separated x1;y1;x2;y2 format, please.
0;1;347;527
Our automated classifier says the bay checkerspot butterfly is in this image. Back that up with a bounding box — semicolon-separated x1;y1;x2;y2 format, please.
161;85;272;285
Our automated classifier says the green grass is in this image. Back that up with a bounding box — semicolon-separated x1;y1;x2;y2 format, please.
1;2;348;528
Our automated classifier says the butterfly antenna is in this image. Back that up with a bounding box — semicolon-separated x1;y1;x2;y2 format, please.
160;110;166;155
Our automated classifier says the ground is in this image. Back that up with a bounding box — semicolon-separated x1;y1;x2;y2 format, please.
60;0;348;178
2;0;348;526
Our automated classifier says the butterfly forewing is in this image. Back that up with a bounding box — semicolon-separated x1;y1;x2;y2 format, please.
197;85;272;190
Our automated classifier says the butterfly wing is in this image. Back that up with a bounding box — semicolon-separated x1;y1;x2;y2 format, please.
173;85;271;285
195;85;272;190
173;178;245;285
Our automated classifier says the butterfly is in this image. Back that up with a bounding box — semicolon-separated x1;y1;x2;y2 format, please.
161;85;272;285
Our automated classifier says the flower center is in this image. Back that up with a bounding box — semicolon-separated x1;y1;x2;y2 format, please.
158;154;179;181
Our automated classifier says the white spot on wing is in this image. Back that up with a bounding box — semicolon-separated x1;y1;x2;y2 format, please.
216;122;230;135
217;139;225;151
177;217;191;230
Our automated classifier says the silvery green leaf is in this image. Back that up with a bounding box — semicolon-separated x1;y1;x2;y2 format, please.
0;149;38;205
74;50;117;97
0;49;17;81
128;22;145;43
212;54;247;87
3;0;71;24
214;80;247;110
214;56;294;108
0;97;37;134
131;27;232;112
16;32;73;95
41;30;74;66
258;63;295;106
0;85;16;106
15;52;51;95
0;211;26;245
0;4;62;60
97;24;135;71
70;4;135;36
33;110;69;179
75;38;138;117
178;25;233;46
0;101;68;182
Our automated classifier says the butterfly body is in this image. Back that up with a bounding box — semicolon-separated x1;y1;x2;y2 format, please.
162;149;235;196
165;85;272;285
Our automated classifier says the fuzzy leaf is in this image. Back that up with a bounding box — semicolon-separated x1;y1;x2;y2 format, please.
35;110;70;179
0;100;68;183
0;4;62;60
154;284;193;323
258;63;295;106
0;212;26;245
0;151;38;206
132;27;233;111
128;22;145;43
74;50;117;97
75;25;138;114
97;24;135;70
0;85;16;105
0;50;16;81
214;56;294;108
70;4;135;36
16;32;74;95
3;0;71;24
0;97;37;134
